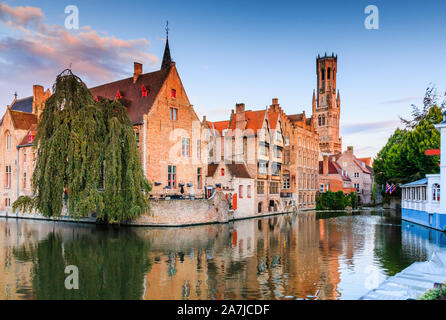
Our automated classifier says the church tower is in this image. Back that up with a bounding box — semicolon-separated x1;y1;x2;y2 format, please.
313;53;342;155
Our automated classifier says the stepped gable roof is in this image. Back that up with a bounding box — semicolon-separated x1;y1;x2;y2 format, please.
268;108;280;130
18;124;37;146
11;96;33;113
89;68;170;125
9;110;37;130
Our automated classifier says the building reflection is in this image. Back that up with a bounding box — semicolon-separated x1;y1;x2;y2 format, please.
1;212;446;300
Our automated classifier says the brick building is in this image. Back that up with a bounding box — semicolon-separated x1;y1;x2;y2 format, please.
0;86;51;212
205;97;319;213
90;37;208;198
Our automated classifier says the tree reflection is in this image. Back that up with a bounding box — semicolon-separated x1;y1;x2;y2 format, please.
13;228;152;300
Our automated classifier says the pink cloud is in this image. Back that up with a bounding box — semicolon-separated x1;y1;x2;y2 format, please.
0;3;159;96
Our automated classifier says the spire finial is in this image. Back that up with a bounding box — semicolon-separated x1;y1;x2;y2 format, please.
161;22;173;70
14;91;17;100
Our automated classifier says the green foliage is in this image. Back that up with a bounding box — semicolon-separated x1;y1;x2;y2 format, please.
316;191;348;210
373;91;443;187
13;196;37;213
316;191;359;210
14;70;151;223
349;192;358;209
372;183;378;205
418;283;446;300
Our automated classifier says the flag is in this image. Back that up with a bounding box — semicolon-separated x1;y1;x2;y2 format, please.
385;183;391;193
389;184;396;195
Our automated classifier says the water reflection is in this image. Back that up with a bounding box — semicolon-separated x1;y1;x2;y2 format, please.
0;211;445;300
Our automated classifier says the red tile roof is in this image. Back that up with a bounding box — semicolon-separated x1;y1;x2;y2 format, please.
10;110;37;131
228;110;266;132
89;68;171;125
358;157;372;166
207;163;251;179
207;120;229;135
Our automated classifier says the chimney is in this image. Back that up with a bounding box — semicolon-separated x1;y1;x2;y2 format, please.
323;155;329;176
347;146;354;154
235;103;245;130
133;62;143;83
33;85;44;115
203;115;207;123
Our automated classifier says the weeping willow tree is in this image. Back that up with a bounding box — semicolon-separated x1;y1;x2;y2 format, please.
14;70;151;223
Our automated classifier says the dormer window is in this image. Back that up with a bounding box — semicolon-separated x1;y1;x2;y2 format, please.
141;85;148;97
171;89;176;98
116;90;123;99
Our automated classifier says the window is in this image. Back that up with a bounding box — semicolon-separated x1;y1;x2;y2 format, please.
170;107;178;120
259;143;268;157
168;165;176;189
197;168;202;189
257;181;264;194
270;182;279;194
5;165;11;189
271;162;280;176
6;132;11;150
273;146;282;159
320;184;325;193
354;172;360;178
285;137;290;146
23;172;27;189
171;89;176;98
239;185;244;198
221;168;225;176
24;151;27;163
247;185;252;198
28;133;35;143
433;183;440;202
422;187;427;201
135;132;140;149
182;138;190;157
196;140;201;159
354;183;360;193
141;85;148;97
282;174;290;189
5;198;10;208
275;131;281;142
321;69;325;81
258;162;267;175
327;67;331;80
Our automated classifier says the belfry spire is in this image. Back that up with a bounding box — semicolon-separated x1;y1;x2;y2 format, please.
161;21;172;70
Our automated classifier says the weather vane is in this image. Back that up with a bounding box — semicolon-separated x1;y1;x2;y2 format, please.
166;20;169;39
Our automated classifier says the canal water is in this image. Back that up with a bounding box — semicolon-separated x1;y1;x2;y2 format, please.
1;210;445;300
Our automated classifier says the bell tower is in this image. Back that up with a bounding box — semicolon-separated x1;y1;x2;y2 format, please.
314;53;342;155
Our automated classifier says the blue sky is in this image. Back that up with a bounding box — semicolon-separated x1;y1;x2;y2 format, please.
1;0;446;157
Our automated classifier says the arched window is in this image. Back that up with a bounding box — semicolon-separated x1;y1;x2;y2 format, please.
432;184;440;202
318;115;321;126
322;115;326;126
321;69;325;81
239;185;244;198
327;68;331;79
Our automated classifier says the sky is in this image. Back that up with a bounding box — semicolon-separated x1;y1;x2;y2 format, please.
0;0;446;158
